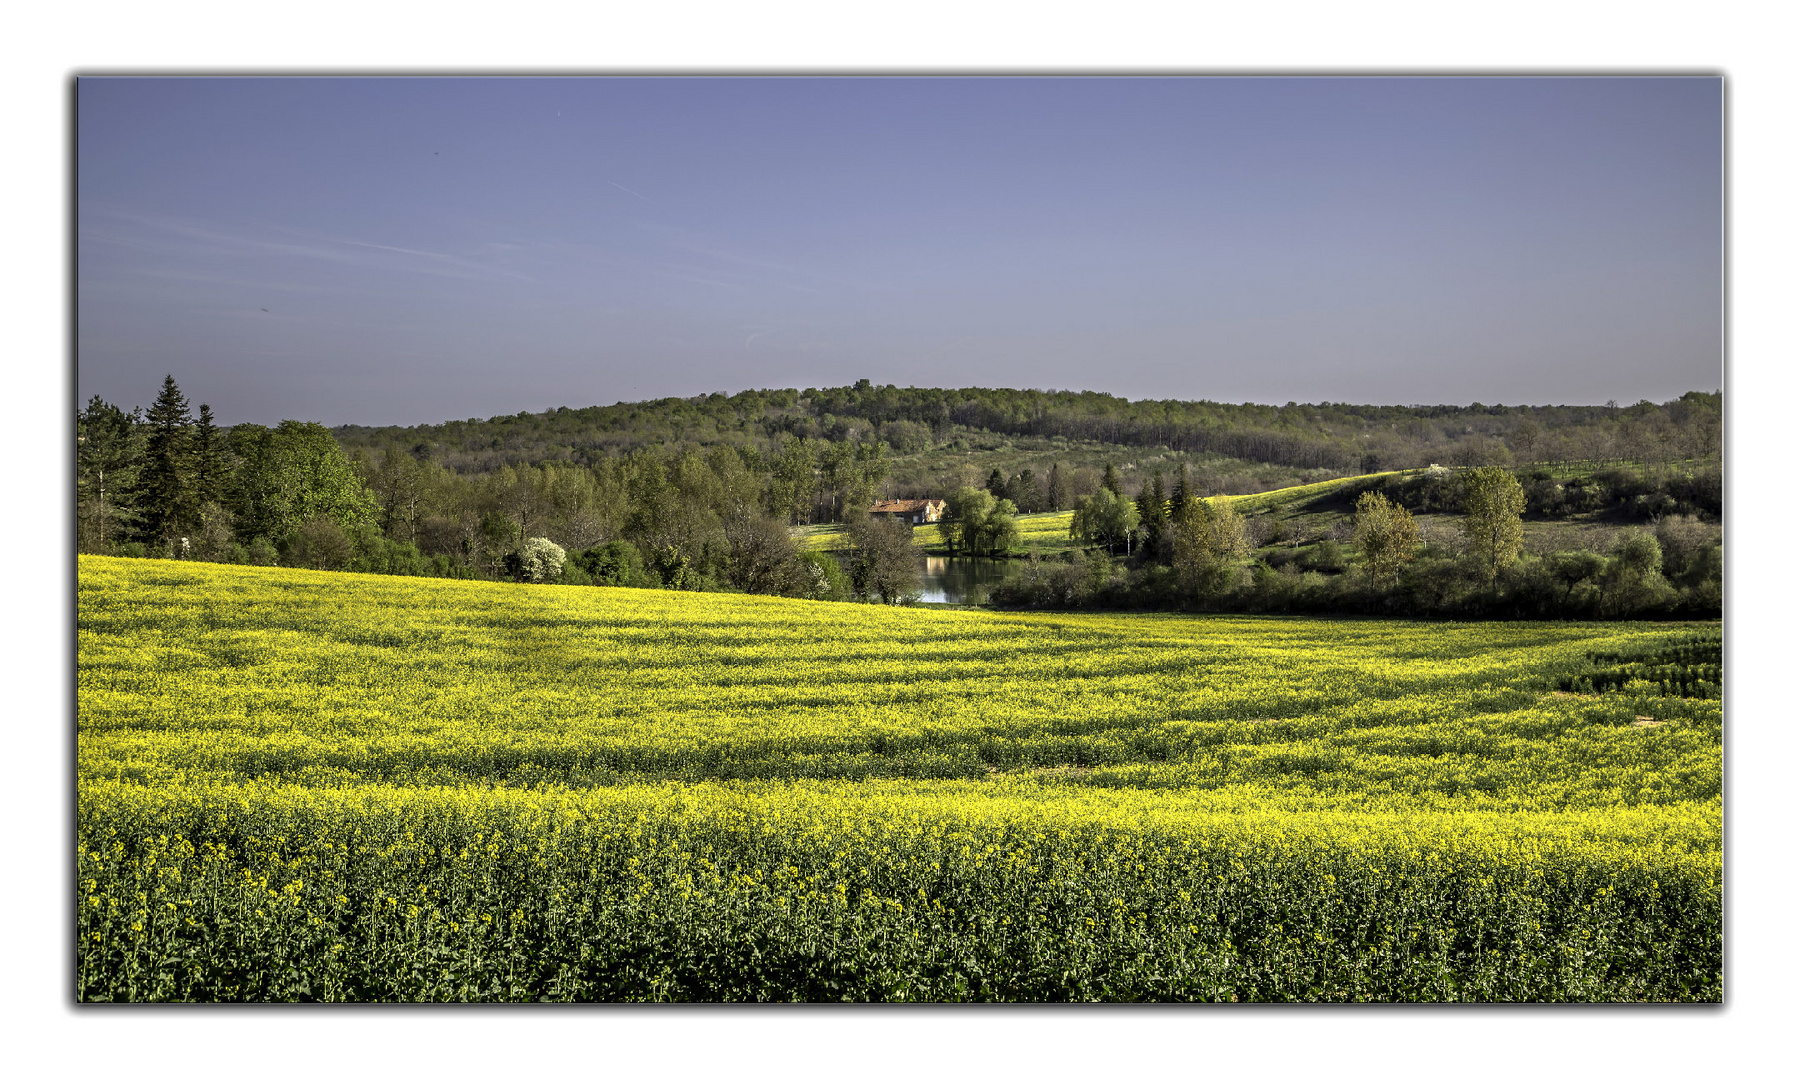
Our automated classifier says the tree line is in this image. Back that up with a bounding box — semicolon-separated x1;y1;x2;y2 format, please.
998;466;1722;620
331;379;1723;478
78;376;1722;619
77;376;920;603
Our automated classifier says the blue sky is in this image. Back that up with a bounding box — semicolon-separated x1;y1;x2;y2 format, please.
77;76;1721;426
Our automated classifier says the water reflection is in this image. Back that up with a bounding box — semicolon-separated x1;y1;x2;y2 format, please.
917;557;1023;605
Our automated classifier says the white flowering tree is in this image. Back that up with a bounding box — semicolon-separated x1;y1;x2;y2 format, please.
518;537;567;583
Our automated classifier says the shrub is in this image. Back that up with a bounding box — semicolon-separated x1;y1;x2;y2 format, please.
1668;466;1722;517
243;536;279;567
285;516;354;571
798;551;856;602
1654;514;1717;586
573;540;657;588
1299;539;1344;574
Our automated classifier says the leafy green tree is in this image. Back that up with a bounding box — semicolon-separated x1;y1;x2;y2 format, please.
230;420;378;543
1354;490;1420;587
1069;488;1140;555
285;515;354;571
1612;531;1663;578
814;440;857;522
1135;472;1170;558
766;437;816;525
1545;549;1607;608
838;440;890;523
648;543;696;589
189;402;237;560
722;509;806;595
843;513;922;604
138;375;197;548
981;498;1020;556
986;468;1008;500
939;487;1020;557
619;450;726;577
572;540;656;587
478;510;525;578
364;447;434;546
1460;466;1526;585
938;487;985;556
1171;497;1248;596
1601;531;1677;616
878;419;932;455
1653;514;1717;587
1101;463;1123;497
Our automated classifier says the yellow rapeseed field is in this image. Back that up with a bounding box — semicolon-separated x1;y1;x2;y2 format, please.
76;555;1721;1001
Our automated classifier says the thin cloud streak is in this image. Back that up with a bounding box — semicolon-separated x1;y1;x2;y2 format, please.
84;209;536;284
606;180;656;205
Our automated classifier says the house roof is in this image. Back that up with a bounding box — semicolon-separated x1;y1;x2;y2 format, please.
869;499;944;513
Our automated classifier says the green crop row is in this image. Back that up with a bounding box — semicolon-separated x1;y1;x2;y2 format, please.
77;780;1719;1002
1560;631;1722;699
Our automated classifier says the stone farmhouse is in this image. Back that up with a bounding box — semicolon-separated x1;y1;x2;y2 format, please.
868;498;947;525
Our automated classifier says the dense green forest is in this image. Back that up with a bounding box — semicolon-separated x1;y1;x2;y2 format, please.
76;376;1721;617
332;380;1721;477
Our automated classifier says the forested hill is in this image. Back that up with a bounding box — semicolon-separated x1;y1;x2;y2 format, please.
78;375;1722;619
332;383;1723;476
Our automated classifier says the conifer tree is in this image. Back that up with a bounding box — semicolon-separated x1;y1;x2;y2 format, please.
1170;465;1191;524
1135;477;1158;532
1012;468;1041;513
1101;463;1122;497
77;396;142;552
193;402;231;508
1045;463;1069;512
138;374;197;547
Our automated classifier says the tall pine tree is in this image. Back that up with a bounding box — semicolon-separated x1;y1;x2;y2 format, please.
193;402;231;508
76;396;142;552
1012;468;1041;513
1135;478;1157;531
138;374;197;548
1169;464;1192;525
1045;463;1069;512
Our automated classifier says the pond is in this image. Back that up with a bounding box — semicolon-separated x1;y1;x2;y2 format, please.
916;557;1024;605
